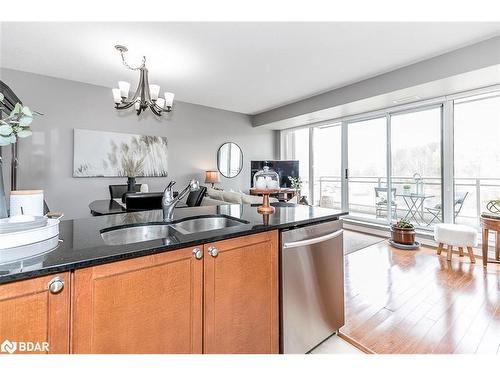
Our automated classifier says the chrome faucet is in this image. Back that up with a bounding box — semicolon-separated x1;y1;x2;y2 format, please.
162;179;200;222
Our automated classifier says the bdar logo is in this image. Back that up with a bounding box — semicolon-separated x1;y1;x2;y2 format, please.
1;339;17;354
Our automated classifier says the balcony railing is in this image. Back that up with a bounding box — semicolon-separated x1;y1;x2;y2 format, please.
315;175;500;229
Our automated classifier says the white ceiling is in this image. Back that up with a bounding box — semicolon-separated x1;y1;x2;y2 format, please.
1;22;499;114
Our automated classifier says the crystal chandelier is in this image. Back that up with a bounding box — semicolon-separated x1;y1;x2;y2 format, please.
111;45;175;116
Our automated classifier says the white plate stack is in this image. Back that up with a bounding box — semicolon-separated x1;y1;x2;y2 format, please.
0;215;60;250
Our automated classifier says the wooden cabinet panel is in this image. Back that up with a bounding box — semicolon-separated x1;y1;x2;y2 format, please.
0;272;70;354
72;247;203;354
203;230;279;354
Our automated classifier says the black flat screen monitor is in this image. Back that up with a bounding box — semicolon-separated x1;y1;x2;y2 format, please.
250;160;300;188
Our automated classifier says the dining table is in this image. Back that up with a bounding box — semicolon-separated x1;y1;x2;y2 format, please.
89;199;187;216
396;192;435;226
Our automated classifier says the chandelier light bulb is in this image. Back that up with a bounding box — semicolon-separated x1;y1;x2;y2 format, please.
149;84;160;101
156;98;166;109
134;97;141;111
164;92;175;107
112;88;122;104
118;81;130;98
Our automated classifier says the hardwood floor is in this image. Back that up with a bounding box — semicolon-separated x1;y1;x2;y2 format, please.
340;241;500;354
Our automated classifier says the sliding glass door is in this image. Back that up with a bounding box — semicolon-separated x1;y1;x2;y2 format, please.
390;107;442;228
347;117;387;224
344;107;442;228
312;123;342;207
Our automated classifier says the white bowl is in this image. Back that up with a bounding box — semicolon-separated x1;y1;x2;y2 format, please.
0;219;60;250
0;235;60;264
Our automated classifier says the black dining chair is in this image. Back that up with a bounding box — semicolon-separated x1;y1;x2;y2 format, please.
186;186;207;207
124;192;163;211
109;184;142;200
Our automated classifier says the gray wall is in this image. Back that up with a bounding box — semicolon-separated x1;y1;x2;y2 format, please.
0;68;275;219
252;35;500;127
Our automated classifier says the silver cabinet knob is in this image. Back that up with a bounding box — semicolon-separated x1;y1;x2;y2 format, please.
48;276;64;294
208;246;219;258
192;247;203;260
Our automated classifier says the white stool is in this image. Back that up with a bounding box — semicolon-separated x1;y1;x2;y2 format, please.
434;224;477;263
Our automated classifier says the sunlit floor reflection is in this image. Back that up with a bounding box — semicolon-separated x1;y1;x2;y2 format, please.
341;240;500;354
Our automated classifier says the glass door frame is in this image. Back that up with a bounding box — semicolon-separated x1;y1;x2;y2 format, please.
310;122;342;207
343;113;390;225
342;103;445;228
388;104;445;227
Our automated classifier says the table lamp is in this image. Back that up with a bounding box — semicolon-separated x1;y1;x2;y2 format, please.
205;170;220;188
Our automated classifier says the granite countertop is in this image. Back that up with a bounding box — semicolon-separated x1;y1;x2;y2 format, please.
0;203;347;285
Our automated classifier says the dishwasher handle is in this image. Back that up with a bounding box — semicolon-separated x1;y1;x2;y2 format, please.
282;229;343;249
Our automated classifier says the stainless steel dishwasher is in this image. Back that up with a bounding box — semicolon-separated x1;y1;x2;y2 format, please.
281;219;344;354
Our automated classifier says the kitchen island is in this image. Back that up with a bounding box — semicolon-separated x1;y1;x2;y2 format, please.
0;203;346;354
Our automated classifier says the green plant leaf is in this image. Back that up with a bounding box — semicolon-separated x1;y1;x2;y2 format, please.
19;116;33;127
17;129;32;138
0;135;11;146
10;103;22;116
22;106;33;117
0;124;13;136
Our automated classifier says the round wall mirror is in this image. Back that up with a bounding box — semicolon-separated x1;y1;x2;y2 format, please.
217;142;243;178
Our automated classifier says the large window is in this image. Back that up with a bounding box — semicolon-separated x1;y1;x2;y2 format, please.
454;93;500;228
347;117;387;223
281;128;310;200
391;107;442;227
344;110;442;229
280;87;500;234
312;124;341;207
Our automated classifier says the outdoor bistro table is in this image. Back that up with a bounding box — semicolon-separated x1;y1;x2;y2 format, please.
396;192;435;226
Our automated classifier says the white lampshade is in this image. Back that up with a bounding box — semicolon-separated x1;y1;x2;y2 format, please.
112;88;122;104
149;84;160;100
134;97;141;111
164;92;175;107
118;81;130;98
156;98;165;109
205;170;220;184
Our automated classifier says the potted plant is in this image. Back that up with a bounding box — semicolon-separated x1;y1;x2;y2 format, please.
121;155;145;192
391;219;415;245
0;94;40;218
288;176;306;204
403;184;412;195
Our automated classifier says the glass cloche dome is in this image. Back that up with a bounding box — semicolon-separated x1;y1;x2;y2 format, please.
253;165;280;190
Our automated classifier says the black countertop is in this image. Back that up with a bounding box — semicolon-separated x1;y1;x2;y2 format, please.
0;203;347;285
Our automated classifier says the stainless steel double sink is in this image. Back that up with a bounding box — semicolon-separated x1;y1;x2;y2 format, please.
100;215;249;246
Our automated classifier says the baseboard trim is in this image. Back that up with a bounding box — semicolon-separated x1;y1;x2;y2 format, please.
337;331;375;354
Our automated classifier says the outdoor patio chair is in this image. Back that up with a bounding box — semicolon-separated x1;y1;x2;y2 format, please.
374;187;397;219
319;195;335;208
425;191;469;225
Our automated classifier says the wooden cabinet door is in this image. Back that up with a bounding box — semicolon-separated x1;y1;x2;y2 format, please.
72;247;203;354
203;230;279;354
0;272;70;354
